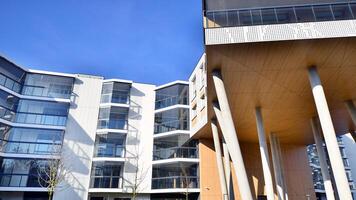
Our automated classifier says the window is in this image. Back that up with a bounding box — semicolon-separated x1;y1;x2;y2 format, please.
295;6;315;22
191;76;197;99
313;5;334;21
251;10;263;25
239;10;252;26
23;74;73;99
332;4;353;20
276;7;297;23
192;104;197;119
261;8;278;24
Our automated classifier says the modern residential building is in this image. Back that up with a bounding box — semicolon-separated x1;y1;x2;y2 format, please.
189;0;356;200
307;135;356;199
0;55;201;200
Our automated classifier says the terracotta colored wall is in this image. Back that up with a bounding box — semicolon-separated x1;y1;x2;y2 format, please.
199;140;317;200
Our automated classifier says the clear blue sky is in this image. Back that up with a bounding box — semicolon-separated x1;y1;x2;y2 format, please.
0;0;204;85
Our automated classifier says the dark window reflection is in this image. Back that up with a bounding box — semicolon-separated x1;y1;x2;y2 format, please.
261;8;278;24
313;5;334;21
239;10;252;26
277;7;297;23
295;6;315;22
332;4;353;20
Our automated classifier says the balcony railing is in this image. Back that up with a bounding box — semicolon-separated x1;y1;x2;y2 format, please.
97;119;128;130
0;140;62;155
0;173;46;187
101;93;130;104
15;113;67;126
22;85;72;99
153;147;198;160
94;144;125;157
154;120;189;134
205;2;356;28
90;176;123;189
151;176;199;189
0;72;22;93
155;96;188;110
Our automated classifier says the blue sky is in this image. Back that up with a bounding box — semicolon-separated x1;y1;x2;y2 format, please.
0;0;204;85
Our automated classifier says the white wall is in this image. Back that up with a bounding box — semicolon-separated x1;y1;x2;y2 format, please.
122;82;155;194
53;74;103;200
189;54;208;138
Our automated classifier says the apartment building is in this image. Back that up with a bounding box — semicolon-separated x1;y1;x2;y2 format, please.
189;0;356;200
307;135;356;199
0;56;201;200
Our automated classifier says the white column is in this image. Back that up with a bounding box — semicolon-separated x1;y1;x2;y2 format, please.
310;117;336;200
255;107;275;200
222;138;231;197
212;70;254;200
308;66;353;200
211;120;229;200
345;100;356;127
270;133;287;200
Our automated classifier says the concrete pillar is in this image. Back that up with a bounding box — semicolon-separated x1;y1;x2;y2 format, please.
311;117;336;200
270;133;288;200
308;66;353;200
345;100;356;127
255;107;275;200
211;120;229;200
212;69;254;200
222;138;232;198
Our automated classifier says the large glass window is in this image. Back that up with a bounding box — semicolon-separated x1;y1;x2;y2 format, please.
22;74;74;99
15;100;69;126
276;7;297;23
0;58;25;93
153;137;198;160
155;84;188;110
0;158;49;187
101;82;131;104
152;164;199;189
154;108;189;134
97;107;128;130
90;162;122;188
0;90;18;122
0;126;63;155
94;133;125;157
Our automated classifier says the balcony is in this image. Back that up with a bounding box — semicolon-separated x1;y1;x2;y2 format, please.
205;2;356;28
90;176;123;189
155;96;188;110
0;73;22;94
154;120;189;134
94;144;125;158
22;85;72;99
0;173;46;187
15;113;67;126
97;119;128;130
0;140;61;155
151;176;199;189
153;147;198;161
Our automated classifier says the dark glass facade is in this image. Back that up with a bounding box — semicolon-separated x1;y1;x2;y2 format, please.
90;162;123;189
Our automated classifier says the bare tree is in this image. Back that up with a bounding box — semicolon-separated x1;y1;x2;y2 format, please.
180;164;191;200
36;147;71;200
126;144;149;200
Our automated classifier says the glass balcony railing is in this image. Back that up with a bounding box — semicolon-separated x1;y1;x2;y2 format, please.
151;176;199;189
97;119;128;130
94;144;125;158
90;176;123;189
155;96;188;110
15;113;67;126
0;140;62;155
0;173;46;187
153;147;198;160
0;73;22;94
154;120;189;134
101;93;130;104
205;2;356;28
22;85;72;99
